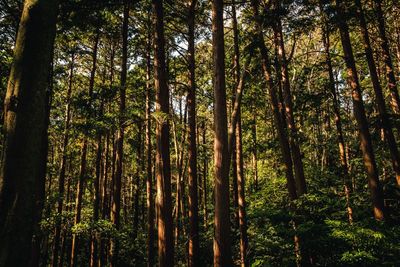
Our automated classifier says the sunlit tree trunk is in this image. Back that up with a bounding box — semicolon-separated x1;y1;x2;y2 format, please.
355;0;400;187
320;10;353;224
250;0;297;200
373;0;400;115
145;21;155;266
335;0;385;221
152;0;174;265
273;2;307;195
232;3;248;266
187;0;200;266
212;0;232;265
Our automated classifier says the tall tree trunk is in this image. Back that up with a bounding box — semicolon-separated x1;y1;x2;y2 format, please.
211;0;232;265
356;0;400;187
133;123;142;238
202;121;208;227
100;132;110;267
71;32;100;267
110;2;129;265
273;3;307;195
0;0;58;265
52;52;75;267
90;119;103;266
250;0;297;200
145;22;155;266
335;0;385;221
232;3;248;266
187;0;199;266
152;0;174;266
320;9;353;224
251;112;259;191
373;0;400;114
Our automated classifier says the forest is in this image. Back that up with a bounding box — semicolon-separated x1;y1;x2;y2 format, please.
0;0;400;266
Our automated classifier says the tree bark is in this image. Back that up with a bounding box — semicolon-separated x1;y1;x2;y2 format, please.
250;0;297;200
335;0;385;221
232;3;248;266
0;0;58;265
211;0;232;265
319;8;353;224
145;21;155;266
356;0;400;187
152;0;174;266
373;0;400;114
272;2;307;195
187;0;200;266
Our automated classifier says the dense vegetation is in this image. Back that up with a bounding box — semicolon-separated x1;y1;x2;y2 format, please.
0;0;399;266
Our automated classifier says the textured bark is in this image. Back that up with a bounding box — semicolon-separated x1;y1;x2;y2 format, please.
356;0;400;187
320;11;353;224
232;3;248;266
212;0;232;265
145;24;155;266
250;0;297;200
336;0;385;221
0;0;58;265
187;0;199;266
202;121;208;227
272;3;307;195
152;0;174;266
373;0;400;114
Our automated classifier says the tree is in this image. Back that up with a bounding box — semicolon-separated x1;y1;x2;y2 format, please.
211;0;232;265
335;0;385;221
187;0;200;266
0;0;58;265
152;0;174;266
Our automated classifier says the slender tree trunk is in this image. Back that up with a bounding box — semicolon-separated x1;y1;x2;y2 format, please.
71;32;100;267
110;2;129;265
320;11;353;224
335;0;385;221
373;0;400;114
356;0;400;187
187;1;199;266
0;1;57;265
250;0;297;200
152;0;174;266
133;123;142;238
211;1;232;265
273;4;307;195
202;121;208;227
100;132;110;267
251;111;258;191
145;22;155;266
52;52;74;267
232;3;248;266
90;128;103;267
